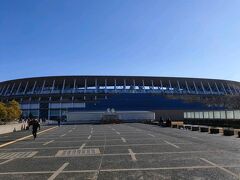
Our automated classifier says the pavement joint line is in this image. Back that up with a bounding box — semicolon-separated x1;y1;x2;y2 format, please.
128;148;137;161
79;143;86;150
48;162;69;180
33;151;222;158
4;165;240;175
0;126;58;149
88;135;92;139
200;158;239;178
43;140;55;146
33;150;223;159
164;140;180;149
92;128;107;180
148;134;155;137
121;137;127;143
0;158;14;165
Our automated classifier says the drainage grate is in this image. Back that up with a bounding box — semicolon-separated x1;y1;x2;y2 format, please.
55;148;100;157
0;151;38;159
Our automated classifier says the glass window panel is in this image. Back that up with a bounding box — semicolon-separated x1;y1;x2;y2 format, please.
194;112;200;119
20;104;29;109
203;112;209;119
199;112;204;119
184;112;187;118
49;103;61;109
50;109;60;116
73;103;85;108
226;111;234;119
209;111;214;119
220;111;226;119
190;112;194;119
61;103;73;108
29;103;39;109
214;111;221;119
234;110;240;119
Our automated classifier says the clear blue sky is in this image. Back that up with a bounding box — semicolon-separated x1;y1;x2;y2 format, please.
0;0;240;82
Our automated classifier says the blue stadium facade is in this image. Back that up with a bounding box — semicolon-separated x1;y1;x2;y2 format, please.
0;76;239;121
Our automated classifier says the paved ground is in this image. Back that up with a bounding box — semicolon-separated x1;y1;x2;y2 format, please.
0;123;240;180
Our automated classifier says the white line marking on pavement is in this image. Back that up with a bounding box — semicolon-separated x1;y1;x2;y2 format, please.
164;140;180;149
60;134;66;137
128;149;137;161
148;134;155;137
116;131;120;135
68;130;72;133
121;137;127;143
200;158;239;178
48;162;69;180
79;143;86;150
0;159;14;165
43;140;55;146
88;135;92;139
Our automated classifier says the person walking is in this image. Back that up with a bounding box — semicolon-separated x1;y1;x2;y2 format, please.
57;119;60;127
29;119;41;140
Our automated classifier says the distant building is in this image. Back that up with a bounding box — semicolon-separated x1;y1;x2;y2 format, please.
0;76;239;122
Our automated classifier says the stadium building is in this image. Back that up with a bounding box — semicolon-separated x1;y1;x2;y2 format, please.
0;76;240;123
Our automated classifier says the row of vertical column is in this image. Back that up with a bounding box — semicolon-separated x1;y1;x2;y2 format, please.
0;79;240;96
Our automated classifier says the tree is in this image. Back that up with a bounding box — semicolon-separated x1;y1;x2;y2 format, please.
5;100;22;122
0;103;7;121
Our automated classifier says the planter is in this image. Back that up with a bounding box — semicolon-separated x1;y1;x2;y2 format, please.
171;124;177;128
199;127;209;132
184;125;191;130
223;129;234;136
178;125;184;129
209;128;219;134
191;126;199;131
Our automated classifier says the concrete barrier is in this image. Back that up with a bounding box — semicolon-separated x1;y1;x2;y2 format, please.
171;121;183;128
191;126;199;131
0;123;23;135
223;128;234;136
184;125;192;130
199;126;209;132
209;127;219;134
209;127;223;134
177;125;184;129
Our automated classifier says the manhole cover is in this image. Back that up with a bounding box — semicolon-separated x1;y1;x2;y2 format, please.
0;151;38;159
55;148;100;157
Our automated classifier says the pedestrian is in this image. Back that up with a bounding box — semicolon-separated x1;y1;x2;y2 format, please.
29;119;41;140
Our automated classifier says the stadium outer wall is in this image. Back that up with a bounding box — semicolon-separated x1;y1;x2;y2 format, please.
0;75;240;122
